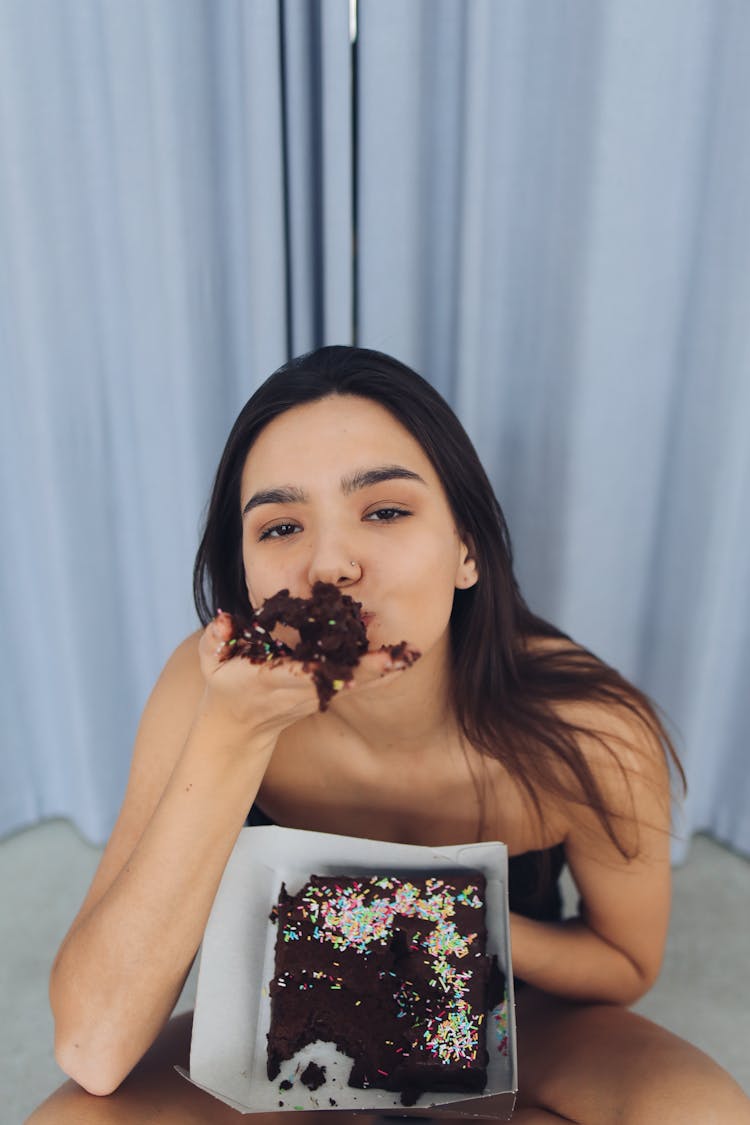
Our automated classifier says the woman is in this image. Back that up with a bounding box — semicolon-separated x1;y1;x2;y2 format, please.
34;347;749;1123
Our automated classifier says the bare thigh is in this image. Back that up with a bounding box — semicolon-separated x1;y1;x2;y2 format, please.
512;987;750;1124
24;1013;371;1125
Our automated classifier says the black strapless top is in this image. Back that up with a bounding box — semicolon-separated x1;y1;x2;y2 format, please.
244;804;565;923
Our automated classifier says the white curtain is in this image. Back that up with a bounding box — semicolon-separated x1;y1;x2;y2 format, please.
1;0;748;858
356;0;750;860
0;0;350;843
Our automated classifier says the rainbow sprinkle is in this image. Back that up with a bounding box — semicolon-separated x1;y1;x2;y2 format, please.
492;999;509;1056
423;998;480;1063
279;875;487;1066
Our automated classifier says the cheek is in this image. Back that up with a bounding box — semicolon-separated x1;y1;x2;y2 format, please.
374;556;455;625
242;543;263;608
380;548;458;635
396;525;462;586
243;543;299;608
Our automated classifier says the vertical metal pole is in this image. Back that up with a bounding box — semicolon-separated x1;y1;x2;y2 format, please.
278;0;293;360
349;0;359;347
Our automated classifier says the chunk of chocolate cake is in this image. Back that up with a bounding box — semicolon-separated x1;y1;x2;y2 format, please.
267;872;494;1106
218;581;419;710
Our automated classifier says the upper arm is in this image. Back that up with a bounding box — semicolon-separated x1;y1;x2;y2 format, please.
561;705;674;992
67;629;206;930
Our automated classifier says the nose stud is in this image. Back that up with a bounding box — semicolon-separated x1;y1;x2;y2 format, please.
340;560;361;583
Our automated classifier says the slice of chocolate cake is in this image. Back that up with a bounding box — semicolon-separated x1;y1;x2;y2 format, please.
267;872;494;1106
218;581;418;710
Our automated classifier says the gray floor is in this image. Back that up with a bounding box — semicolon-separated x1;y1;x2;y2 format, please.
2;820;749;1123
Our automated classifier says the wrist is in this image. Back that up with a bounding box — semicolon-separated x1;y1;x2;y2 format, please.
190;690;278;760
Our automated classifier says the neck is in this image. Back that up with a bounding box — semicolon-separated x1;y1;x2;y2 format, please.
315;639;457;751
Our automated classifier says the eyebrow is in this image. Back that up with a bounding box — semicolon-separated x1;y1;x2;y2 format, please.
342;465;426;494
241;464;426;517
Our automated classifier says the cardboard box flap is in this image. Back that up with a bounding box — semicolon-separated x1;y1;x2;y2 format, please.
185;826;517;1117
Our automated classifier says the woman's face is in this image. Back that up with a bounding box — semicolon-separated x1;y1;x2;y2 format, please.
239;395;477;660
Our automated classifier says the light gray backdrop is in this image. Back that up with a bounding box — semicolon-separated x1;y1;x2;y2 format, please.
1;0;748;859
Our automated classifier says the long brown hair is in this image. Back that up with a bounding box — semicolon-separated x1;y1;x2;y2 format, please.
194;346;685;856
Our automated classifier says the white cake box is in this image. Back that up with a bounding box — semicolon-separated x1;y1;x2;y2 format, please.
179;825;517;1118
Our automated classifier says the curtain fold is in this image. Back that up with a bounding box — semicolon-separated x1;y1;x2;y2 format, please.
0;0;350;843
1;0;747;857
356;0;750;858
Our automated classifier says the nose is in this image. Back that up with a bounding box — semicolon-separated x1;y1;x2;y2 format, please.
306;542;362;589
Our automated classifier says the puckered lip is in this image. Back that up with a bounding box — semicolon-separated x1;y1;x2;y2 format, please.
359;610;375;627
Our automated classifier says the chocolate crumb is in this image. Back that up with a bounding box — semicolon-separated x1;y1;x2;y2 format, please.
300;1061;327;1091
218;581;418;710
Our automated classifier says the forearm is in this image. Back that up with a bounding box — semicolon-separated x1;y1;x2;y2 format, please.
509;912;655;1005
50;711;274;1093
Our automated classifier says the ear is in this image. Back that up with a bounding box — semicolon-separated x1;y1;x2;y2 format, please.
455;534;479;590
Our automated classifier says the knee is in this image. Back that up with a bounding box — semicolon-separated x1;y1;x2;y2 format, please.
621;1056;750;1125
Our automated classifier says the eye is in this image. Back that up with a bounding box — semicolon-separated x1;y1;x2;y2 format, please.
364;507;411;523
258;521;301;542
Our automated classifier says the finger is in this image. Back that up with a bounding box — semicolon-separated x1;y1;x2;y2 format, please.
213;611;235;646
199;612;233;662
348;646;421;687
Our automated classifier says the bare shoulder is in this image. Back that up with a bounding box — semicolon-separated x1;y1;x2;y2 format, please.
552;692;674;880
528;633;671;776
523;633;674;847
